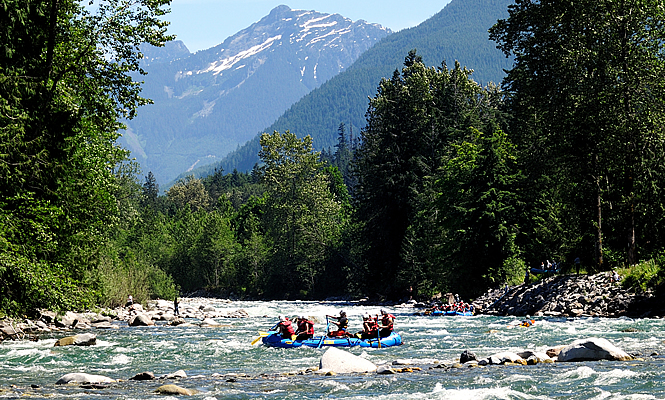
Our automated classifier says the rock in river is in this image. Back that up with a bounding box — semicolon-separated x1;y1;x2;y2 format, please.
557;337;633;362
319;347;376;374
155;384;197;396
54;333;96;347
56;373;115;384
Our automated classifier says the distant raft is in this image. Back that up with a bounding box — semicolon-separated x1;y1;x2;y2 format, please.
430;310;474;316
261;331;403;348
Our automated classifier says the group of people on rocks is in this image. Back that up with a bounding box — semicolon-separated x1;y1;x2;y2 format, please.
274;310;395;341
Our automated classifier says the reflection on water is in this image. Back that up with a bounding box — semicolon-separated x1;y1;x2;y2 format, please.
1;300;664;399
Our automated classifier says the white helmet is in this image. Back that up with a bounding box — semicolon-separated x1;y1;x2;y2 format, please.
301;315;307;320
279;315;286;322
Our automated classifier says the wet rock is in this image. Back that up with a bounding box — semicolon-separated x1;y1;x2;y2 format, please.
377;365;396;374
128;314;154;327
460;350;477;364
517;350;552;363
546;345;566;358
557;337;633;362
319;347;377;373
54;333;96;347
487;352;525;365
56;373;115;384
154;384;197;396
200;318;220;326
164;370;187;379
130;371;155;381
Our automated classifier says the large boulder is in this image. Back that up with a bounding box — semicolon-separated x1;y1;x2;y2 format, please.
557;337;632;362
319;347;377;373
56;373;115;384
128;314;154;327
54;333;97;347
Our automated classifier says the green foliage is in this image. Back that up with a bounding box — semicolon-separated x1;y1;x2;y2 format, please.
490;0;665;269
619;258;664;293
0;0;172;315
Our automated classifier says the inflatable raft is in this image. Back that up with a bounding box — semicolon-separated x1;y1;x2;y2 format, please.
261;331;403;348
430;310;473;316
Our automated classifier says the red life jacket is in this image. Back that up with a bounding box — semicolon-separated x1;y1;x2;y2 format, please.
298;319;314;335
381;314;395;331
279;320;295;337
366;319;378;335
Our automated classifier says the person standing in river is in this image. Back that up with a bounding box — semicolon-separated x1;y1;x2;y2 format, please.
174;297;179;316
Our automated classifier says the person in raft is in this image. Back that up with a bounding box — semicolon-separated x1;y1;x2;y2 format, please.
294;315;314;341
326;310;350;337
377;309;395;337
276;315;296;339
356;313;379;339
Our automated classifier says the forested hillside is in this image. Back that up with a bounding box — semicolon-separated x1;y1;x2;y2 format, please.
3;0;665;317
183;0;513;179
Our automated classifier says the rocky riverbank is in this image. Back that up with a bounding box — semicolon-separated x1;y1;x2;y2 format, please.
472;271;663;318
0;298;249;342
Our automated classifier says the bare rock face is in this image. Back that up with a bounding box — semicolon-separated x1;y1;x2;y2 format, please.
557;337;633;362
54;333;97;347
319;347;377;373
56;373;115;384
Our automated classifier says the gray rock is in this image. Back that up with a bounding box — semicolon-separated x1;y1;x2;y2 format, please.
56;373;115;384
128;314;154;326
319;347;377;373
165;369;188;379
154;384;197;396
377;365;396;374
460;350;477;363
557;337;633;362
130;371;155;380
54;333;97;347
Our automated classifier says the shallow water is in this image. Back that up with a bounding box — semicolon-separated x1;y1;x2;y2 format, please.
1;300;664;399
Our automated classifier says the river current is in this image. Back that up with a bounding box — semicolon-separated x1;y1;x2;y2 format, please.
1;300;664;399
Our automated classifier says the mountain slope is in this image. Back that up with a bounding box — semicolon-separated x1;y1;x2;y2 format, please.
186;0;513;179
121;5;391;183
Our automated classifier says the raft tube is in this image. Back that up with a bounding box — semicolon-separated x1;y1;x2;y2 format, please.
430;310;473;316
261;331;403;348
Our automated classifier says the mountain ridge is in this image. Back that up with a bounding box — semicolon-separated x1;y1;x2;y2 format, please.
121;5;391;183
176;0;513;182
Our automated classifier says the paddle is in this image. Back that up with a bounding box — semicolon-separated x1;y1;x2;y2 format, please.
376;314;382;349
317;316;329;348
252;323;279;345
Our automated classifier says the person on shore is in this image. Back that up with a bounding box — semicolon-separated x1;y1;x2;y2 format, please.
276;315;296;339
294;315;314;341
377;309;395;337
174;297;179;316
326;310;350;337
524;269;530;283
125;295;133;308
575;257;581;275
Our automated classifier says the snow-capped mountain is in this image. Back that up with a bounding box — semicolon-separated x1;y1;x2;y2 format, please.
122;5;391;184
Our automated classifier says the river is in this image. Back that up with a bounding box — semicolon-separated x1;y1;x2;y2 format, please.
1;300;664;399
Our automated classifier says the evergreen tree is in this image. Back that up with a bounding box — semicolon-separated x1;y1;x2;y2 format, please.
490;0;665;268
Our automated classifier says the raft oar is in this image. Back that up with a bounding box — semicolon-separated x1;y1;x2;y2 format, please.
317;316;329;348
252;323;279;345
377;317;382;349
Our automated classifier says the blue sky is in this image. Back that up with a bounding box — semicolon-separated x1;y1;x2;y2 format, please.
168;0;453;52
